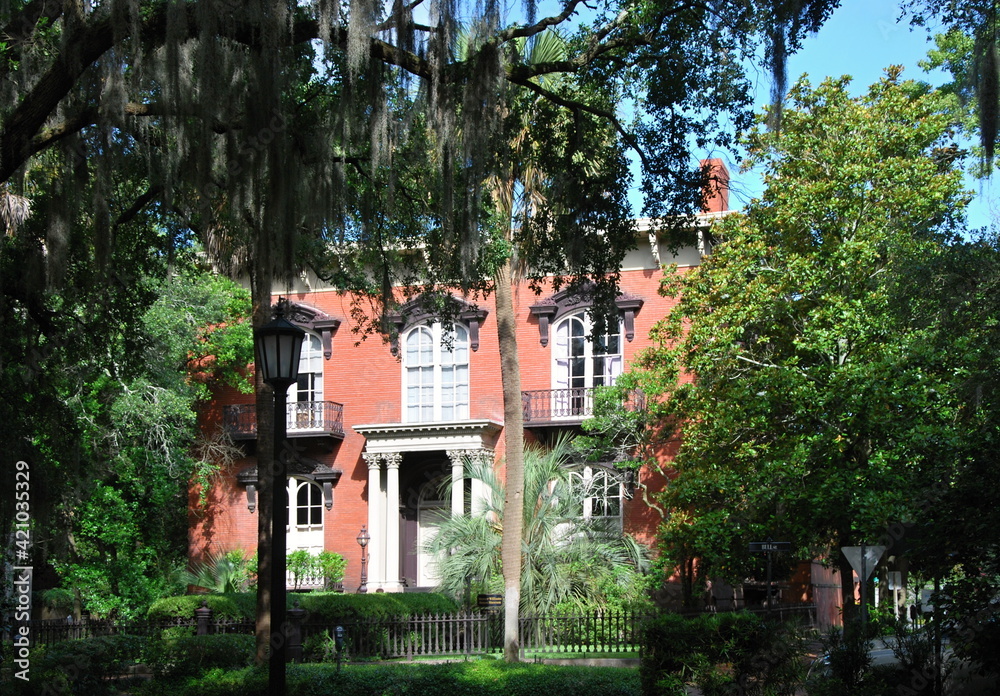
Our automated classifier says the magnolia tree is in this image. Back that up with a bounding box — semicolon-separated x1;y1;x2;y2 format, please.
628;69;972;613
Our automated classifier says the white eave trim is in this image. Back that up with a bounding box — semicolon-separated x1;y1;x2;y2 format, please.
353;419;502;453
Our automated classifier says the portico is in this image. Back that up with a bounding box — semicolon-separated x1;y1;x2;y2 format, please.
354;419;501;591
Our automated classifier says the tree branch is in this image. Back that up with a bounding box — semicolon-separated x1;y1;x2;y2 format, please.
0;0;64;81
114;185;164;229
505;72;655;173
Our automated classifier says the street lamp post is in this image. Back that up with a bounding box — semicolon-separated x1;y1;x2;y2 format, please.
254;298;305;696
357;526;370;594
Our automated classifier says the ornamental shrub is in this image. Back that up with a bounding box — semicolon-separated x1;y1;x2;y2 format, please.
295;591;458;622
146;593;254;621
135;661;642;696
143;633;255;679
640;612;805;696
5;634;147;695
146;591;456;623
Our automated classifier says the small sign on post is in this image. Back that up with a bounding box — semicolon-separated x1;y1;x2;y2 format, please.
477;594;502;611
749;541;791;553
748;538;791;618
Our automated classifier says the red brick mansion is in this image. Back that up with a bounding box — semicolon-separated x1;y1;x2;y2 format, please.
190;163;753;601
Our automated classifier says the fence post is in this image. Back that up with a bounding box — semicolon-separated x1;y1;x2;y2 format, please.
287;601;307;663
195;599;213;636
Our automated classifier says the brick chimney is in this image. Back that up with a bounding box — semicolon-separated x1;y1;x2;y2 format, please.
700;158;730;213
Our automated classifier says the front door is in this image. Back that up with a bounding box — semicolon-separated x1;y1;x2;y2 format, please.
417;506;448;587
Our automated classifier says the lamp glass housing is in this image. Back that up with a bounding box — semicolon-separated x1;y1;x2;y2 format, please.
254;317;306;387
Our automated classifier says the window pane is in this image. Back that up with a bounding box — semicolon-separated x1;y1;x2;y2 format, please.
402;321;472;422
405;332;420;363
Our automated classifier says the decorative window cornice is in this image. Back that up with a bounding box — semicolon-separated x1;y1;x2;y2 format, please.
387;294;489;355
278;300;341;360
237;458;343;512
529;287;644;346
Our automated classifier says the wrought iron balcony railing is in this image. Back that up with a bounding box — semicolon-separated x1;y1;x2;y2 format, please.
223;401;345;440
521;387;645;426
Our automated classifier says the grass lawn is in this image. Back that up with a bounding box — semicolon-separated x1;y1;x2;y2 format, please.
135;660;642;696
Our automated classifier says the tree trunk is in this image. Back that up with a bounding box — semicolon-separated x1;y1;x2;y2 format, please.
837;534;858;627
252;270;274;665
495;259;524;662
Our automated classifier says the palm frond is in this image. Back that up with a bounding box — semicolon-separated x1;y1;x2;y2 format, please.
421;434;649;613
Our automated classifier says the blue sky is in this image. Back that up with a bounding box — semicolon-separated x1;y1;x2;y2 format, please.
727;0;996;230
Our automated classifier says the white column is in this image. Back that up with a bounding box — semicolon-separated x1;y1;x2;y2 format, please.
470;450;493;515
447;450;466;517
363;453;384;590
384;452;403;591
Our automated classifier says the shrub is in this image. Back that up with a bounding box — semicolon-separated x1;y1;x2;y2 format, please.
295;591;458;622
136;661;642;696
146;591;456;623
816;619;873;690
316;551;347;590
184;549;256;594
286;549;314;590
302;629;341;662
143;633;256;679
146;593;255;621
4;634;147;695
640;612;804;696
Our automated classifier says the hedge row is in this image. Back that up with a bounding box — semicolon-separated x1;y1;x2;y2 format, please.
144;634;256;679
2;634;260;695
146;591;458;622
4;634;148;696
135;661;642;696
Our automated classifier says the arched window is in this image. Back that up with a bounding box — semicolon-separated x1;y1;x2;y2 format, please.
288;332;323;429
286;478;324;551
292;478;324;529
552;312;622;416
403;323;470;423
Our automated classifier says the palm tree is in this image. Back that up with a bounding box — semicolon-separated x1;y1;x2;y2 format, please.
478;28;631;657
424;436;648;615
0;184;31;235
183;548;256;594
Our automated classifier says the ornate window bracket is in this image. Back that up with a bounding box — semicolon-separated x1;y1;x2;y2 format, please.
278;300;342;360
238;456;343;512
387;294;489;356
529;287;643;346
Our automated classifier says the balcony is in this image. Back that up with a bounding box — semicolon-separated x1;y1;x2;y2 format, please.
521;388;645;426
223;401;345;440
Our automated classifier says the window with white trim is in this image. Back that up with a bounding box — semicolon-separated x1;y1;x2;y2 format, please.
403;323;470;423
291;478;324;529
552;312;622;416
290;333;324;403
569;466;624;528
286;332;324;429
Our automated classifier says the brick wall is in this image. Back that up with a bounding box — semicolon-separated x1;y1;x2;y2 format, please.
190;246;703;590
